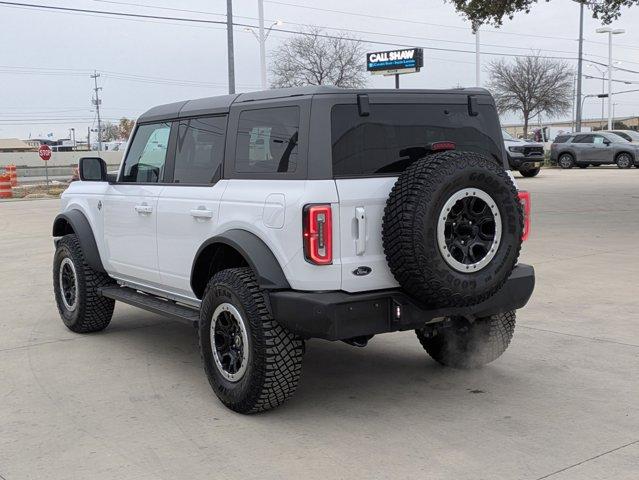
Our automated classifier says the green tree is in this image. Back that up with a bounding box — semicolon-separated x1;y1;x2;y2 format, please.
448;0;638;27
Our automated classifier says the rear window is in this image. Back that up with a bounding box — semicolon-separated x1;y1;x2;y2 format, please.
554;135;571;143
331;103;503;177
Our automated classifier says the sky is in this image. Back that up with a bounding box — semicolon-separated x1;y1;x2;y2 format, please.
1;0;639;139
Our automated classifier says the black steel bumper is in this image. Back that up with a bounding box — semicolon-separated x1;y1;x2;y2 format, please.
508;154;544;169
269;264;535;341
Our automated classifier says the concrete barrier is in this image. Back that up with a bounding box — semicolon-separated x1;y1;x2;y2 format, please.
0;151;123;168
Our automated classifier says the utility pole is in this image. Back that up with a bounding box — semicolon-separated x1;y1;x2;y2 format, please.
227;0;236;94
87;126;91;152
575;1;584;132
91;71;103;151
474;23;481;87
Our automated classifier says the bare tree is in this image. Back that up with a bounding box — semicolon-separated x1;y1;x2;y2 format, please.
269;27;366;88
487;54;573;137
448;0;638;28
118;117;135;140
101;122;120;142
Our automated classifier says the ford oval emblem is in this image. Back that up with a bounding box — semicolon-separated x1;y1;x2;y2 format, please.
352;266;372;276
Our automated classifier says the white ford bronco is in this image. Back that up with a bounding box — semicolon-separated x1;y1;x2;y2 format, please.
53;86;534;414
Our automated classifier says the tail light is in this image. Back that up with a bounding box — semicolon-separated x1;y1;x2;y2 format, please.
517;191;531;241
303;204;333;265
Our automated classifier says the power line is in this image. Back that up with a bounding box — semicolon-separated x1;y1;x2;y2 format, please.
2;0;634;67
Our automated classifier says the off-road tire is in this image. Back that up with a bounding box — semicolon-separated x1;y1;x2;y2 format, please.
558;153;574;169
416;311;516;368
616;152;633;169
519;167;541;177
199;267;304;414
382;151;523;308
53;234;115;333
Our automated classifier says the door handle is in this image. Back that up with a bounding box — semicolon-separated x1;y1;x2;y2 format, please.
134;204;153;214
190;207;214;219
355;206;366;255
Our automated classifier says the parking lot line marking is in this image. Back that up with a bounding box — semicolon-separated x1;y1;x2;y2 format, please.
534;439;639;480
519;325;639;348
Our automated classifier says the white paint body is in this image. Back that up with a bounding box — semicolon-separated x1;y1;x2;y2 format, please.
60;174;398;304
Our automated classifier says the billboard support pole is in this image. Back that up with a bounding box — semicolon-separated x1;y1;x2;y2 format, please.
395;74;399;89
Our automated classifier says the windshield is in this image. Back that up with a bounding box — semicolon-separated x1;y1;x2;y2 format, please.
605;132;631;143
616;130;639;141
502;130;516;141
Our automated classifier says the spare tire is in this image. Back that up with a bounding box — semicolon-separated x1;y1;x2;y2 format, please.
382;151;523;308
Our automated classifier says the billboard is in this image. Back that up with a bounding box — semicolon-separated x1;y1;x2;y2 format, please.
366;48;424;75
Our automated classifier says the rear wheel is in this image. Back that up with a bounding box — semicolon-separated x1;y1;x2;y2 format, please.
199;267;305;414
53;234;115;333
616;152;633;169
558;153;574;169
519;167;540;177
416;311;516;368
383;151;523;308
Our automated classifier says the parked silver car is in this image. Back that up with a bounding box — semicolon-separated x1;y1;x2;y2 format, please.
550;131;638;169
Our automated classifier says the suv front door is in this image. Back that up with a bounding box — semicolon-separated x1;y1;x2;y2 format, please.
103;121;173;286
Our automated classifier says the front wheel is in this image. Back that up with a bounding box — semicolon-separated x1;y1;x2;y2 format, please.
415;311;516;368
519;167;541;177
53;234;115;333
616;153;633;169
199;267;305;414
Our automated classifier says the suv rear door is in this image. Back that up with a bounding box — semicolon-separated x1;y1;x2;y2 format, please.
327;93;505;293
156;115;228;300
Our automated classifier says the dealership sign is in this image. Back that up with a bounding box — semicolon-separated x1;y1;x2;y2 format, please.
366;48;424;75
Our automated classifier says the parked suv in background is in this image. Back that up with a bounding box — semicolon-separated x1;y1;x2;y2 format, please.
551;131;637;169
502;130;544;177
52;87;534;414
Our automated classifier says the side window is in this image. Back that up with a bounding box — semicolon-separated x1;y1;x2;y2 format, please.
573;134;594;144
173;116;226;184
593;135;605;145
235;106;299;174
121;122;171;183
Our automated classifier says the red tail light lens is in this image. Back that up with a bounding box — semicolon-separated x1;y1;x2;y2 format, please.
430;141;456;151
303;204;333;265
517;190;531;241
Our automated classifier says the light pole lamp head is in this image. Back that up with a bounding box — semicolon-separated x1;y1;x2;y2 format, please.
596;26;612;33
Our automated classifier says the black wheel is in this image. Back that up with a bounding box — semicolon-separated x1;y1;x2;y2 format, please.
616;152;633;169
53;234;115;333
558;153;574;169
383;151;523;308
519;167;541;177
578;164;589;169
199;267;305;414
416;311;516;368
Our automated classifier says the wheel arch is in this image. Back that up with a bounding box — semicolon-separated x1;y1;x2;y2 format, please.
52;210;106;273
190;229;290;299
615;150;634;161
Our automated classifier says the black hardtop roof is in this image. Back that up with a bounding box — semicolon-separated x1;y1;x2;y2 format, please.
137;86;492;123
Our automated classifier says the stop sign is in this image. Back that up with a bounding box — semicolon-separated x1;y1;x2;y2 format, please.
38;144;52;161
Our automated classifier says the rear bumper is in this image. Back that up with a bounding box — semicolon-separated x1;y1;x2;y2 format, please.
269;264;535;341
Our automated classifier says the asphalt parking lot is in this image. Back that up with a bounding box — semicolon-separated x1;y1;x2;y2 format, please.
1;168;638;480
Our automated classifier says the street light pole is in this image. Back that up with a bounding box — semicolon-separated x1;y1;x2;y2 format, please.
597;27;625;130
575;1;584;132
473;22;480;87
258;0;267;90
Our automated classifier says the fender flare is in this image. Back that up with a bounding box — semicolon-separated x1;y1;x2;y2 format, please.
191;229;290;292
52;210;106;273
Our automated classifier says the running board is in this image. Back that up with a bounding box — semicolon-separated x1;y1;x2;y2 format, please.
99;285;200;326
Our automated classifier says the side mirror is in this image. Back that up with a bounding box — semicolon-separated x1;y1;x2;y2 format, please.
603;139;611;146
78;157;107;182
